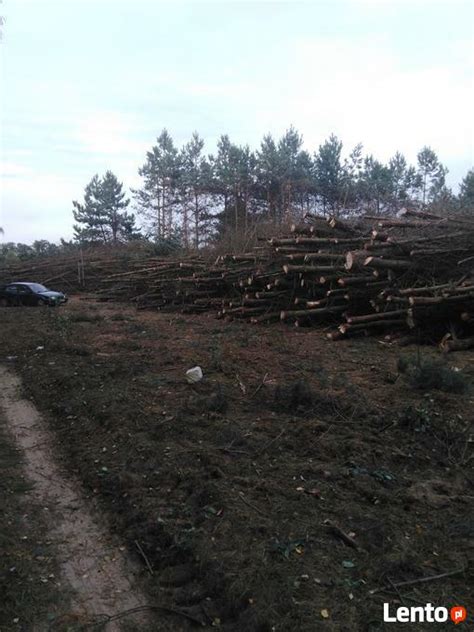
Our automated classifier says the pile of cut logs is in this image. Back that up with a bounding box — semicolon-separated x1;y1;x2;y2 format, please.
0;247;179;292
2;210;473;349
91;209;474;349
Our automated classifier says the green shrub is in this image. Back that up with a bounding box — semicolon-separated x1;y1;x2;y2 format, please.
67;311;104;323
184;385;228;415
110;313;132;321
398;405;436;432
397;354;469;394
274;379;314;411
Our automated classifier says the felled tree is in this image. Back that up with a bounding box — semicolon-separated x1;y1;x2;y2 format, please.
73;171;137;244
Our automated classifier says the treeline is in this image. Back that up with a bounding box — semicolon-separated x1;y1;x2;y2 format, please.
74;128;474;249
131;128;463;248
2;129;474;263
0;239;81;264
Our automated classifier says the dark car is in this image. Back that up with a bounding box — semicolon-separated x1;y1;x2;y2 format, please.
0;282;68;307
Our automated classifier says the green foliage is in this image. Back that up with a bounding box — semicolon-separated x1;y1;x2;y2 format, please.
8;130;471;252
66;311;104;323
270;537;307;559
110;313;132;322
133;129;181;241
314;133;344;212
73;171;137;244
398;404;438;432
459;168;474;210
274;379;315;411
208;337;223;371
180;132;209;247
212;135;258;238
0;240;61;263
184;384;229;415
359;155;393;213
397;354;469;394
416;146;448;206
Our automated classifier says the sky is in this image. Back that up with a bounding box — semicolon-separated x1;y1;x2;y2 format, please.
0;0;473;243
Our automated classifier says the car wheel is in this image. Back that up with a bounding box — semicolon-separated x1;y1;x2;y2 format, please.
0;297;9;307
38;298;49;307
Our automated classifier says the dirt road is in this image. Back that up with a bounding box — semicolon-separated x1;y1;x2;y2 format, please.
0;365;149;631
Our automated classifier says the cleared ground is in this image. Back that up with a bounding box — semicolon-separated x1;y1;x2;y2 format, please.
0;298;473;631
0;366;150;631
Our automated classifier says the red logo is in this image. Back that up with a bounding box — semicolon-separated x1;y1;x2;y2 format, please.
450;606;467;625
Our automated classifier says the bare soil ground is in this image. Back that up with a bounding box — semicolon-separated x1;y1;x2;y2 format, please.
0;366;149;631
0;406;67;632
0;297;473;631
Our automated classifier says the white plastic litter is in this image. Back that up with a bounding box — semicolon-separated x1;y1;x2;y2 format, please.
186;366;203;383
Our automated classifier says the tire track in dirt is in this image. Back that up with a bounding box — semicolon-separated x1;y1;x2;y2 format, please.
0;365;149;631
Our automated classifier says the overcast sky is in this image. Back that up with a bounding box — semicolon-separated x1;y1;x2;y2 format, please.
1;0;473;243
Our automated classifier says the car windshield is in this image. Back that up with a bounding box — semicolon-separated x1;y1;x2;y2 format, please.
24;283;48;292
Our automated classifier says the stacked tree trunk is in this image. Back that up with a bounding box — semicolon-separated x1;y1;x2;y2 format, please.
2;210;473;349
87;210;474;348
0;247;159;292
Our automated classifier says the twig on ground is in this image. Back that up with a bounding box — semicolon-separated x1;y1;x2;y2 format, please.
235;373;247;394
218;446;251;456
134;540;154;576
369;568;465;595
238;492;266;516
378;420;398;434
79;604;208;629
250;372;269;398
254;429;285;456
388;577;406;605
324;519;361;550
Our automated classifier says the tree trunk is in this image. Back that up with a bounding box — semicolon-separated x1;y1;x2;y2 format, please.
194;190;200;249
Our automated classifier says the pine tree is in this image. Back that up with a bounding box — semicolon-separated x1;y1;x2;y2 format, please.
294;149;314;217
73;172;136;244
256;134;281;221
277;127;304;221
32;240;59;256
231;144;257;232
134;129;180;239
73;175;107;243
416;147;447;206
314;135;344;215
359;156;392;214
459;169;474;210
341;143;364;210
387;152;418;211
212;136;256;238
180;132;209;248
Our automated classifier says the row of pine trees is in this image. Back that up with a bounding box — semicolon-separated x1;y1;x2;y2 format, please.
69;128;473;249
